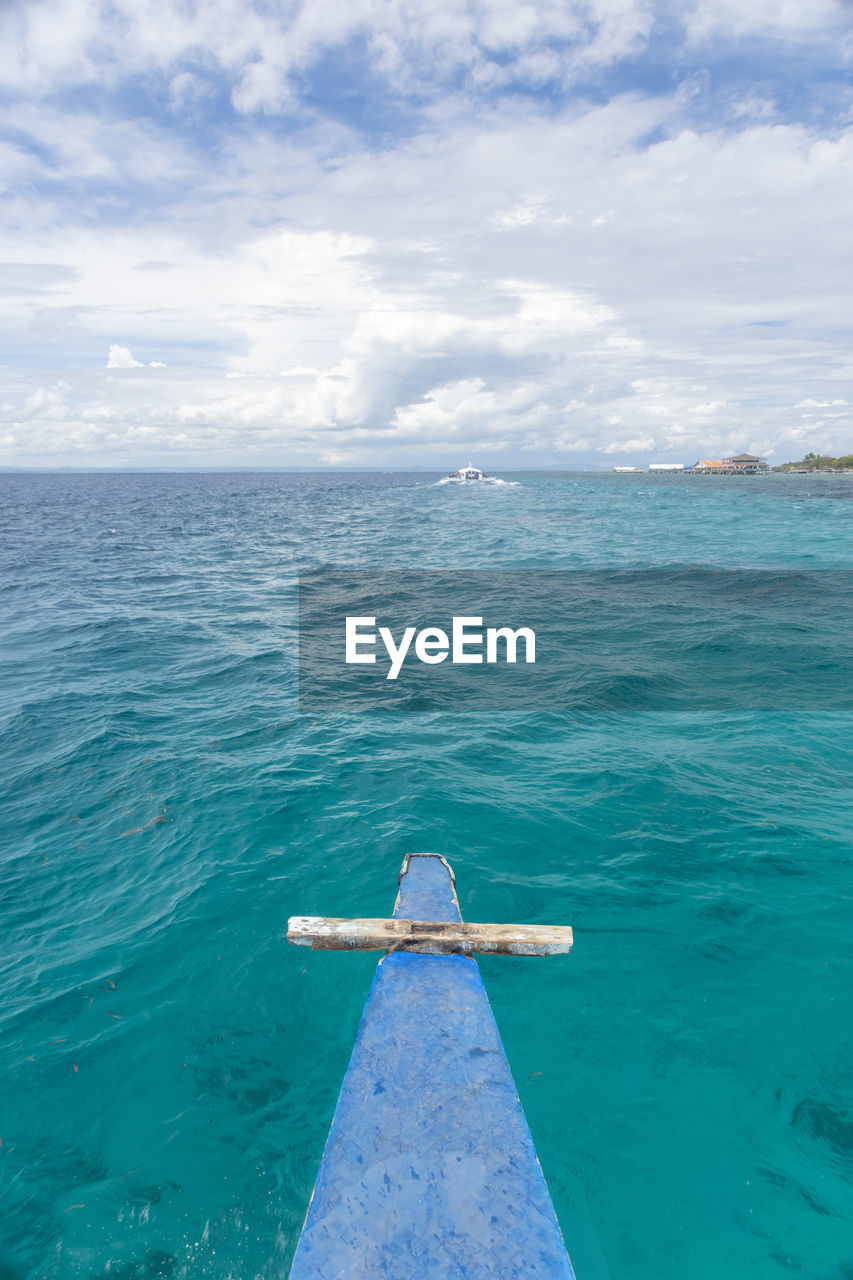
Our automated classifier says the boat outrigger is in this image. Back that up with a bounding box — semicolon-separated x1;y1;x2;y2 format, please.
286;853;576;1278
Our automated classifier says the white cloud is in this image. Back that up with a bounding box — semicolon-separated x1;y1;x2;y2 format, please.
494;201;546;228
601;436;656;453
794;397;848;408
684;0;844;42
554;435;593;451
0;0;656;108
106;344;142;368
23;386;69;420
688;401;726;415
1;5;852;466
4;0;847;118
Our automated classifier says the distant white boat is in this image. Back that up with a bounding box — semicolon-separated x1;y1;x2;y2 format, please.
437;461;517;487
445;462;489;483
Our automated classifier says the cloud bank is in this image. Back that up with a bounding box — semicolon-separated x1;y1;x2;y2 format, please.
1;0;852;466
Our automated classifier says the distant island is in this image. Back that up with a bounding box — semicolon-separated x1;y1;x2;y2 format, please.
773;452;853;472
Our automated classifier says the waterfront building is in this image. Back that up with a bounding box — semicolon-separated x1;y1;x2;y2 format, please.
692;454;768;474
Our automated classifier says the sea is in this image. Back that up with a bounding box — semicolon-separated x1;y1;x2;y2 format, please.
1;469;851;1280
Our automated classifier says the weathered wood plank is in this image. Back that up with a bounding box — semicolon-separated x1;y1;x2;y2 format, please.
287;915;573;956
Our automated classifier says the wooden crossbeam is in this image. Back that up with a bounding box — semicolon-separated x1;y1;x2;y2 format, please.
287;916;573;957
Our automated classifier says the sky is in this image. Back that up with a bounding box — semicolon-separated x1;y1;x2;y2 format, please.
1;0;852;469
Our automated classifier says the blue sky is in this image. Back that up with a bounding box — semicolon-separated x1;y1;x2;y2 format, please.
1;0;852;468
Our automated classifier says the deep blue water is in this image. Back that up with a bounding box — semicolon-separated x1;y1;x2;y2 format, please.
1;470;851;1280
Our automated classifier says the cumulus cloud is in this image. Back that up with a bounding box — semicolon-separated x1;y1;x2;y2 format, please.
106;345;142;368
3;0;849;116
1;0;655;109
106;346;166;369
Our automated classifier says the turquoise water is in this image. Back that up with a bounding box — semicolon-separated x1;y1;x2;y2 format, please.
1;470;851;1279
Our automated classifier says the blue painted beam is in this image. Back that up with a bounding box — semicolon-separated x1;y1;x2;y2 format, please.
288;854;575;1279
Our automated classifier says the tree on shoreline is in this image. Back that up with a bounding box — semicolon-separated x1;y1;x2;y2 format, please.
773;452;853;471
